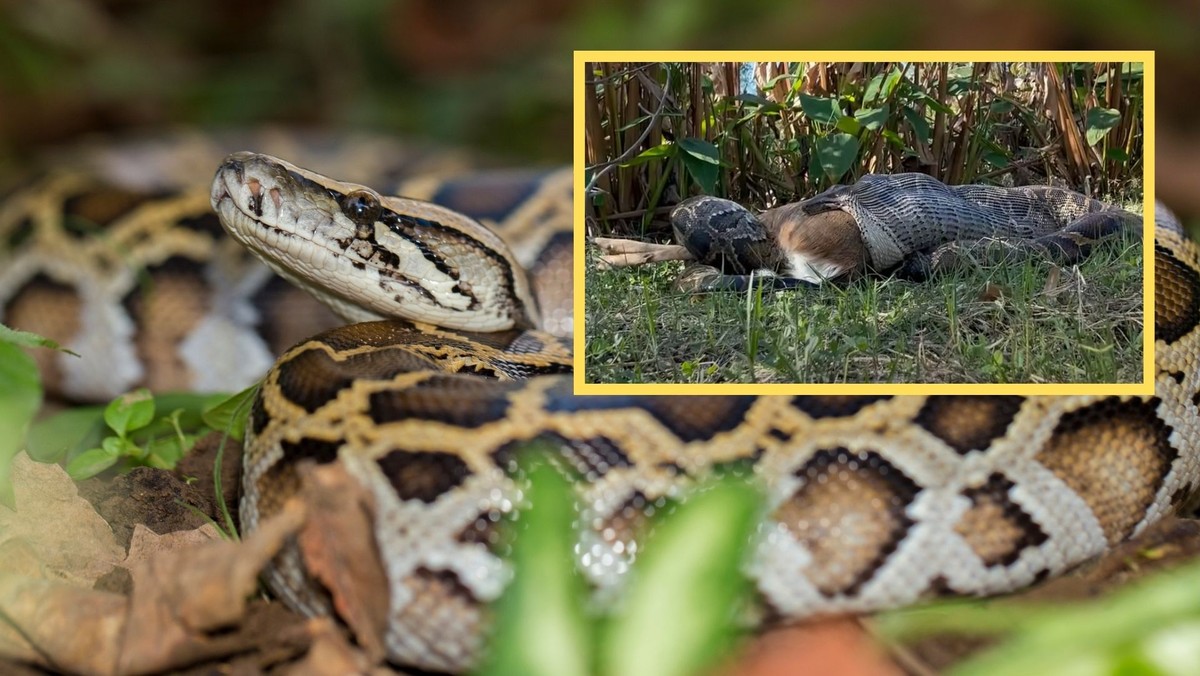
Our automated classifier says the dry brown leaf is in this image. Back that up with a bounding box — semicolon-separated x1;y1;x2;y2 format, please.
0;452;123;587
116;500;306;673
0;574;127;674
295;462;390;665
122;523;221;571
285;617;373;676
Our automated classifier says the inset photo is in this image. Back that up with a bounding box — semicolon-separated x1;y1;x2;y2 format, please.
578;53;1152;393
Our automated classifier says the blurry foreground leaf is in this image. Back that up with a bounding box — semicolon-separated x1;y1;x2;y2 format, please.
477;454;591;676
478;449;761;676
878;560;1200;676
0;341;42;509
599;479;760;676
0;324;78;355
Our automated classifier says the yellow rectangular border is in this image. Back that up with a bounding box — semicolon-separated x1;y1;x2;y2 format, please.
574;50;1155;396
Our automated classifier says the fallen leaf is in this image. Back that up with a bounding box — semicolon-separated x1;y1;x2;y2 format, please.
122;523;221;571
116;500;306;673
0;452;123;587
288;617;375;676
295;461;391;664
0;574;127;674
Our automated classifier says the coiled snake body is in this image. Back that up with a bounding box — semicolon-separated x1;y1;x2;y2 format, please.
2;138;1196;673
211;153;1196;673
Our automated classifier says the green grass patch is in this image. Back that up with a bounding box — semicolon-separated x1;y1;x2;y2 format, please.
584;225;1144;385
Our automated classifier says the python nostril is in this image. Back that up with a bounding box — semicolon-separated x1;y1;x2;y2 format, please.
221;151;263;184
225;158;245;184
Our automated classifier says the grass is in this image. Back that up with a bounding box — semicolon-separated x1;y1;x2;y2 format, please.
583;222;1144;385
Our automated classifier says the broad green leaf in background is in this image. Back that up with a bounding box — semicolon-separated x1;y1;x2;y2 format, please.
988;99;1015;114
903;107;932;145
202;384;259;442
835;115;863;136
868;66;902;103
881;129;905;149
734;93;770;107
798;94;841;126
599;478;760;676
1085;107;1122;146
65;443;121;481
879;67;903;102
103;387;155;438
863;72;886;105
678;137;720;195
855;106;889;131
623;142;677;167
814;132;860;181
0;342;42;509
919;92;954;115
25;406;108;464
983;151;1011;169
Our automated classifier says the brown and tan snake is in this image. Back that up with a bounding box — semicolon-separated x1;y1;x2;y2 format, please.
0;136;1191;674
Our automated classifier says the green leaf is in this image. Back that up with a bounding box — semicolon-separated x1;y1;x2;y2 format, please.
0;324;79;356
66;445;121;480
737;95;783;116
814;133;860;181
881;562;1200;676
145;433;196;469
622;143;677;167
102;435;137;458
989;99;1015;114
0;342;42;509
477;455;591;676
599;479;760;676
1085;107;1122;146
202;385;259;442
678;137;720;195
145;409;196;468
798;94;841;126
734;93;770;106
835;115;862;136
26;406;107;464
1106;147;1131;163
880;67;903;101
920;92;954;115
104;388;155;438
903;107;932;145
136;392;227;437
984;152;1011;169
864;72;885;104
855;106;889;131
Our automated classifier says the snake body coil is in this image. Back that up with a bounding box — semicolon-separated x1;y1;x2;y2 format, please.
0;137;1192;674
210;153;1197;673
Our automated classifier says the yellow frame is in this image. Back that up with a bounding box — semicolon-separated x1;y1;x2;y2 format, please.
573;50;1155;396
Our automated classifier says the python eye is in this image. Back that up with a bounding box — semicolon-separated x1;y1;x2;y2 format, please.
341;190;381;232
